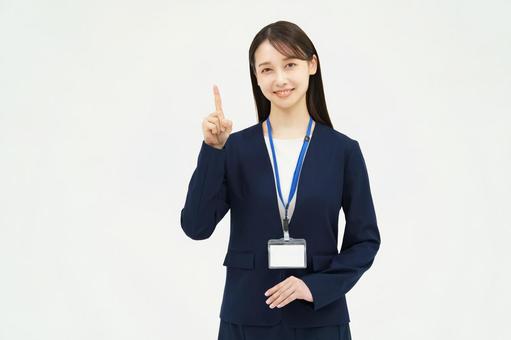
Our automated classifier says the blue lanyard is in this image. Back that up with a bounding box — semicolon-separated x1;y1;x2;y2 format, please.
267;116;313;239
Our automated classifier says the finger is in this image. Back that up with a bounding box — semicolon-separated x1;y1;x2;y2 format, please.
205;118;219;134
218;114;226;132
215;114;225;133
265;280;287;297
219;116;229;132
205;121;219;134
213;84;224;118
275;290;297;308
206;115;221;134
213;115;223;133
270;285;295;308
266;281;292;304
223;118;233;132
208;112;223;132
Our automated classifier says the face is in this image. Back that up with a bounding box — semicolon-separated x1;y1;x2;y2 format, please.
254;40;317;110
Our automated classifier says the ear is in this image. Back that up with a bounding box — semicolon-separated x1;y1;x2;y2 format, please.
309;54;318;75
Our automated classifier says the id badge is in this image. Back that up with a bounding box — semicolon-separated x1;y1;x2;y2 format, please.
268;238;307;269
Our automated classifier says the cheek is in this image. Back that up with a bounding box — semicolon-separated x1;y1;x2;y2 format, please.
259;83;272;96
258;79;270;89
293;73;309;85
294;76;310;93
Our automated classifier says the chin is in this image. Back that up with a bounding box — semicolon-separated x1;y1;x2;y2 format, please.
273;99;300;110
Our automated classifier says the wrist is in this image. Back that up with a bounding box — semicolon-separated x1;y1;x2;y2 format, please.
204;140;224;150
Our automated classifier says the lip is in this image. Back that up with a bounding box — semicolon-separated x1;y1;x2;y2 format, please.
273;88;295;97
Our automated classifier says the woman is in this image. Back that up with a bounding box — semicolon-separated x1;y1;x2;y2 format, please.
180;20;381;340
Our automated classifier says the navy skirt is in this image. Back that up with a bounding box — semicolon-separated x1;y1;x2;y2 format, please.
218;320;352;340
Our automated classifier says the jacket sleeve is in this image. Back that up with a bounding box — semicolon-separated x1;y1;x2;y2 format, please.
300;139;381;311
180;138;231;240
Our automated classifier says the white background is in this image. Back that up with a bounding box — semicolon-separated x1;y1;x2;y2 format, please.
1;1;510;339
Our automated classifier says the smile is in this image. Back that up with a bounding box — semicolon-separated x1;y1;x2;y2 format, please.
274;88;294;97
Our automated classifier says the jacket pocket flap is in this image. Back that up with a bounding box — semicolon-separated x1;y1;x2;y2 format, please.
312;254;335;271
222;250;255;269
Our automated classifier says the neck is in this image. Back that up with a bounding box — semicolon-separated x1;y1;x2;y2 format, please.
265;106;312;139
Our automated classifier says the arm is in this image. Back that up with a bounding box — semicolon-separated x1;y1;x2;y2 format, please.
301;139;381;311
180;139;231;240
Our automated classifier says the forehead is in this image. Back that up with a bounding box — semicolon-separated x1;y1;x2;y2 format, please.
255;40;299;67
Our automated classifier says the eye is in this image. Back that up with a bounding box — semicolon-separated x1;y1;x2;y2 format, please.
261;63;296;74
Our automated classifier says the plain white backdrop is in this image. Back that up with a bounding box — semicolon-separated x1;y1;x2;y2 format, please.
1;1;510;339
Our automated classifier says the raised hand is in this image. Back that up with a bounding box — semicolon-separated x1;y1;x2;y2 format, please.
202;84;233;149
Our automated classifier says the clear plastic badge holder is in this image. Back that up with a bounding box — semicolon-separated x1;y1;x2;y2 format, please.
268;237;307;269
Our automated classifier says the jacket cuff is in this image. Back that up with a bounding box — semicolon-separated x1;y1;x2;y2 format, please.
201;140;226;153
300;274;330;311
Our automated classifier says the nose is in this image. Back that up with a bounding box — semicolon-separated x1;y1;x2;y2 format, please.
275;69;288;87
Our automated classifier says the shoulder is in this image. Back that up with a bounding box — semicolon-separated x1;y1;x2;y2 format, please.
225;121;260;146
219;122;259;156
237;122;261;137
316;121;358;152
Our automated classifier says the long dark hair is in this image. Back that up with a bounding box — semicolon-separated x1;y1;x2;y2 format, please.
248;20;333;128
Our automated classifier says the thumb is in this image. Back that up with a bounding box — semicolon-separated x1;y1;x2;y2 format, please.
220;117;226;132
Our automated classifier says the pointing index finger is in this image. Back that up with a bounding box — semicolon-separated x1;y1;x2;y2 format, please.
213;84;224;118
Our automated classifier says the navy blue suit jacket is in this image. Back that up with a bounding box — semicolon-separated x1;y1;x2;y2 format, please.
180;120;381;327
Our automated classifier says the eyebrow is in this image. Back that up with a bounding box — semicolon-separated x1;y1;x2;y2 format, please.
257;57;296;68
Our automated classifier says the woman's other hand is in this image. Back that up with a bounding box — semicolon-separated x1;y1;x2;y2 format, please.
264;275;314;309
